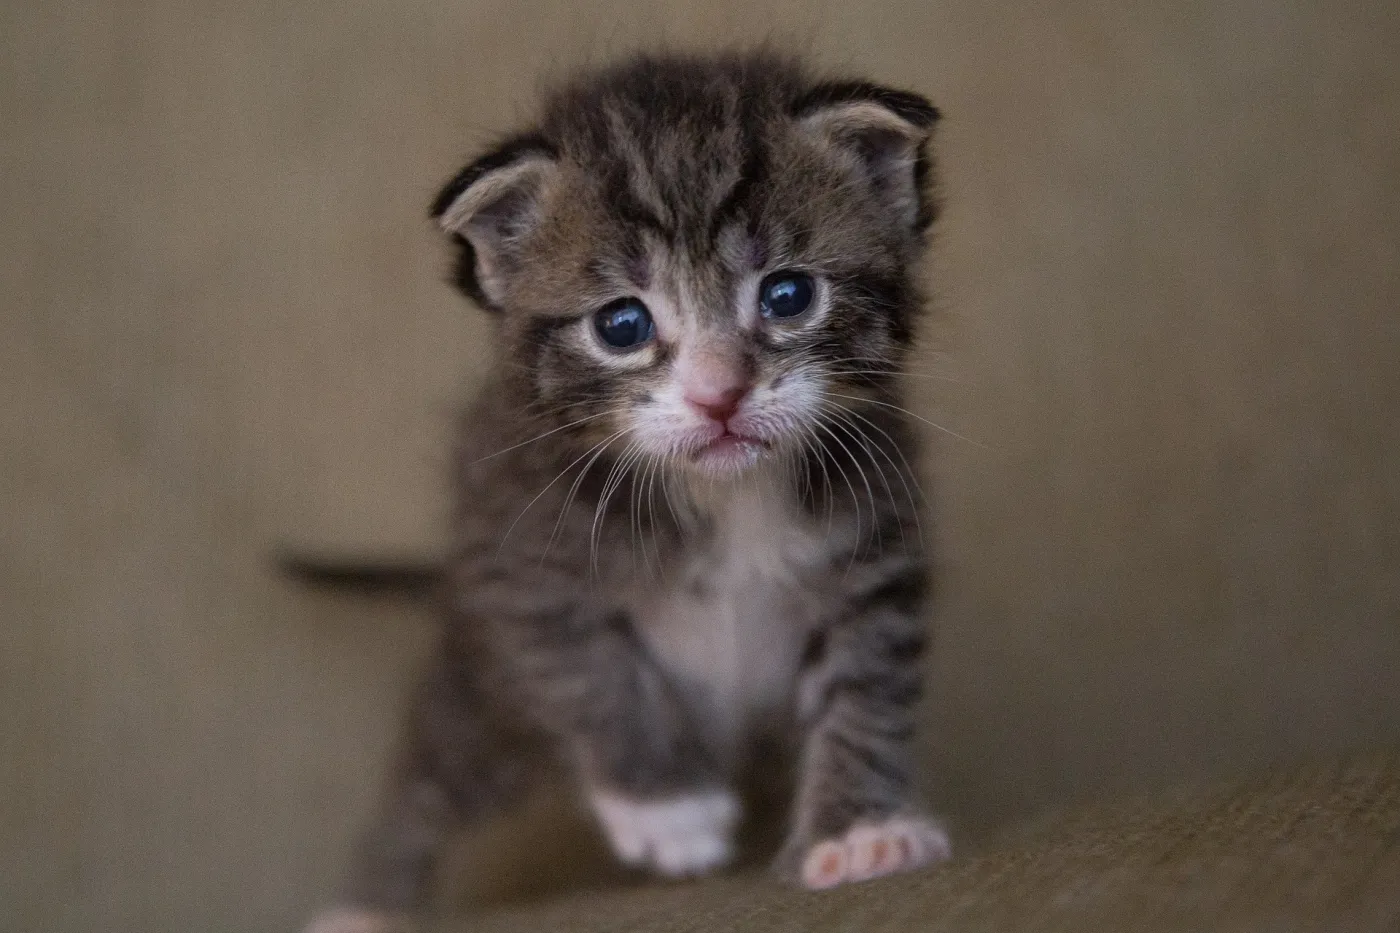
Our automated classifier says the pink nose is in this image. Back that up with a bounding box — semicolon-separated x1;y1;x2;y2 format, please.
686;385;748;424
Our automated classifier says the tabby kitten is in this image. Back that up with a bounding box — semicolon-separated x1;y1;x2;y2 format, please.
307;50;948;933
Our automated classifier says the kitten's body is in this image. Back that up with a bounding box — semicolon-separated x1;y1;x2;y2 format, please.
308;51;948;933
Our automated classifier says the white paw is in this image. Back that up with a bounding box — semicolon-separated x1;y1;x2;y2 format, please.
302;906;414;933
587;787;740;877
800;815;951;890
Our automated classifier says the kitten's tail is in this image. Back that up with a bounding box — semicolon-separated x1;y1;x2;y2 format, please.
275;549;444;599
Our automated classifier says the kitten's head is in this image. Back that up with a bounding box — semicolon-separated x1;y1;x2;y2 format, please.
433;52;938;478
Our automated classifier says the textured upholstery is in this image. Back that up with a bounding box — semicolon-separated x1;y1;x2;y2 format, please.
451;755;1400;933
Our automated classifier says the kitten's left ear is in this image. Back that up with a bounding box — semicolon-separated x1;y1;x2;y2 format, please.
794;82;941;233
430;133;559;311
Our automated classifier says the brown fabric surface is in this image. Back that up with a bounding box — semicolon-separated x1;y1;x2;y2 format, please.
444;754;1400;933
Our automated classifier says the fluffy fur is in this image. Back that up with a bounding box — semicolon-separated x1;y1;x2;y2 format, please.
307;49;947;930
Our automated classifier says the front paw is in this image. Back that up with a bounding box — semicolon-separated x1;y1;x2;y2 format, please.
779;813;951;890
587;787;740;878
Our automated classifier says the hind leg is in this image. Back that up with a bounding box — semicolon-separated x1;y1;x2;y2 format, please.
305;653;540;933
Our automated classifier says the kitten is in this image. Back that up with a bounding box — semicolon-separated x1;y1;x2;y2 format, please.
306;49;949;933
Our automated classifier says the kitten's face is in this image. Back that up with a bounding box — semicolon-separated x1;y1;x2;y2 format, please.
434;56;937;479
515;183;907;478
580;258;839;477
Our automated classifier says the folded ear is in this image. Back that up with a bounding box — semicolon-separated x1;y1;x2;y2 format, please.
794;82;940;234
430;134;559;310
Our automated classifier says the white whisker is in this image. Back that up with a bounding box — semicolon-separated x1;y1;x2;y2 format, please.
502;429;626;559
823;399;925;550
592;441;645;578
470;408;624;465
795;422;835;536
822;407;904;552
827;369;961;383
658;465;686;537
541;430;626;565
812;415;865;573
642;454;662;576
825;392;987;449
815;415;880;561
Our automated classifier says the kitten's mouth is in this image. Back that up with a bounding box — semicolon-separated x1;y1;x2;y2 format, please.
690;431;770;472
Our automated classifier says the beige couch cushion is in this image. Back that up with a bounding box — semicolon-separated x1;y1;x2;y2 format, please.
446;754;1400;933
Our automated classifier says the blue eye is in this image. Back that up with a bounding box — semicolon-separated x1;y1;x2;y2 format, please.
759;272;816;319
593;298;655;349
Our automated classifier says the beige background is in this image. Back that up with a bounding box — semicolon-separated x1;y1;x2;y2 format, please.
3;1;1398;931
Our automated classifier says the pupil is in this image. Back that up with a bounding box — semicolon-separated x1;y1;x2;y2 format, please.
611;308;638;342
761;273;814;318
595;299;653;348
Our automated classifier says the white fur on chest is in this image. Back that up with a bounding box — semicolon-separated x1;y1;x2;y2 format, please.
632;478;826;761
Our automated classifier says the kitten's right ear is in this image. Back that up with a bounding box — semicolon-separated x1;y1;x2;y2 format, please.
794;82;940;234
430;134;559;311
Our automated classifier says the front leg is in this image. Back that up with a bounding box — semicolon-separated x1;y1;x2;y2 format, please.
505;603;740;879
780;562;951;889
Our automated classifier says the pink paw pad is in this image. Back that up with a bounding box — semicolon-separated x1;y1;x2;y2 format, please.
800;815;951;890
